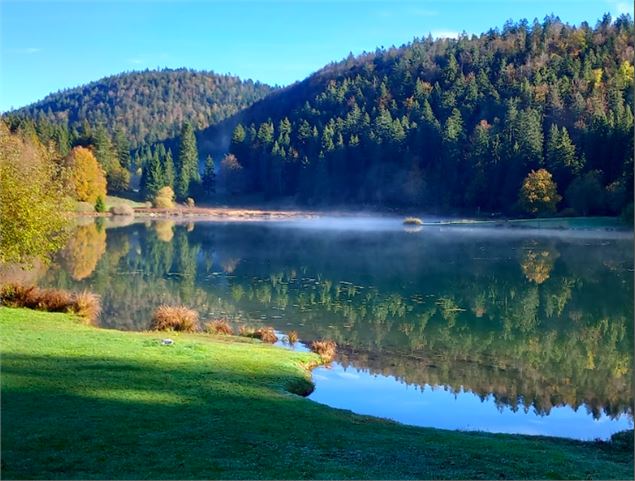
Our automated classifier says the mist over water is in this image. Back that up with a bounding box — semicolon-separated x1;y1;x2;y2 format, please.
31;217;634;440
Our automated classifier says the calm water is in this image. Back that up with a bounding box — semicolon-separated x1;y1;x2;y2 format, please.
30;216;634;440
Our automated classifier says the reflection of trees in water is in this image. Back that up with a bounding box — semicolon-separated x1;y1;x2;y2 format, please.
41;221;633;417
520;242;560;284
154;220;175;242
0;259;49;285
60;223;107;280
335;345;633;419
221;257;241;274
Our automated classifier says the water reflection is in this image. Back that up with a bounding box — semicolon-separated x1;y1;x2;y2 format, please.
61;222;107;280
38;219;634;439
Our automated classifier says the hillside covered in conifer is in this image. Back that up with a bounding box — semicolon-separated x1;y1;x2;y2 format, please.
198;14;633;217
6;69;274;148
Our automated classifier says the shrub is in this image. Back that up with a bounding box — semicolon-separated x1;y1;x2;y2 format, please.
310;340;337;362
95;196;106;213
0;283;100;323
238;326;255;337
153;187;175;209
238;325;278;343
0;283;40;308
35;288;74;312
71;290;101;324
205;319;233;335
254;327;278;343
403;217;423;225
186;197;195;208
287;330;299;344
110;204;134;216
150;305;198;332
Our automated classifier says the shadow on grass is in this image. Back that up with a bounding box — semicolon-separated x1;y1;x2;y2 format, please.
1;352;633;480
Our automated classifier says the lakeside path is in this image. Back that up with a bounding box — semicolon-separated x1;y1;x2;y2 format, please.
1;307;632;479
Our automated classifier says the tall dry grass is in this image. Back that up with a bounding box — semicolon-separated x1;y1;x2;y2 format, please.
253;327;278;343
238;325;278;343
0;283;101;323
205;319;234;335
71;290;102;324
149;305;199;332
287;330;299;344
310;340;337;363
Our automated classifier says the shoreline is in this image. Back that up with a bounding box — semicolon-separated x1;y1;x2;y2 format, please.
1;306;632;479
76;207;632;231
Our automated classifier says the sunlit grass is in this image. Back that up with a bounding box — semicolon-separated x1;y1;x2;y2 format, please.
1;307;632;480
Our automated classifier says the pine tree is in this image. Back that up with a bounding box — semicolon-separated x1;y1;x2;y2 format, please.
142;149;164;200
202;155;216;198
546;125;581;188
163;148;175;189
176;122;199;199
113;126;131;170
92;124;114;167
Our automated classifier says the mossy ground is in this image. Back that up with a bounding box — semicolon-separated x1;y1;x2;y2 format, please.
1;307;632;479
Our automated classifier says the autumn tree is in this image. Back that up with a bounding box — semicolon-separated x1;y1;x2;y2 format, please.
519;169;561;216
219;154;244;195
66;146;108;204
0;122;70;264
153;186;176;209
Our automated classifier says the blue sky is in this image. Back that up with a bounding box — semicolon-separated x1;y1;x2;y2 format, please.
1;0;632;112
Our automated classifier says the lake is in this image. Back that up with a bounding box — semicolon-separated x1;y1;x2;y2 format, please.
32;216;634;440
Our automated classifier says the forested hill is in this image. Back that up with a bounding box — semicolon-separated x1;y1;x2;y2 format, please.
204;14;633;216
6;69;275;148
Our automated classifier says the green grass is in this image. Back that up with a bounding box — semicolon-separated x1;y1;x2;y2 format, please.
105;195;147;210
437;216;629;230
1;307;632;479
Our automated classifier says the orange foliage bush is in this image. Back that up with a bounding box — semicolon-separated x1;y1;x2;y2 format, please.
149;305;198;332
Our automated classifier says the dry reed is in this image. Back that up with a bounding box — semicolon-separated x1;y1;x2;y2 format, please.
150;305;199;332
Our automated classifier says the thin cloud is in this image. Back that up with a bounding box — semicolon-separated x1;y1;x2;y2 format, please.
615;2;633;15
607;0;633;16
431;30;459;39
6;47;42;54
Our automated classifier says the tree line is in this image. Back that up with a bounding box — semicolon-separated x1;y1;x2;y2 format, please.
210;14;633;217
4;15;634;219
6;68;274;148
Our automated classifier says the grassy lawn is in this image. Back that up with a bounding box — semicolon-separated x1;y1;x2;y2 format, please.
105;195;147;210
1;307;632;479
437;216;629;229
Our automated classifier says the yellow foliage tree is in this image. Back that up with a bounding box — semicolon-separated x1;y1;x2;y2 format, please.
616;60;634;89
66;146;107;204
61;222;107;280
0;122;71;264
153;186;175;209
519;169;561;216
